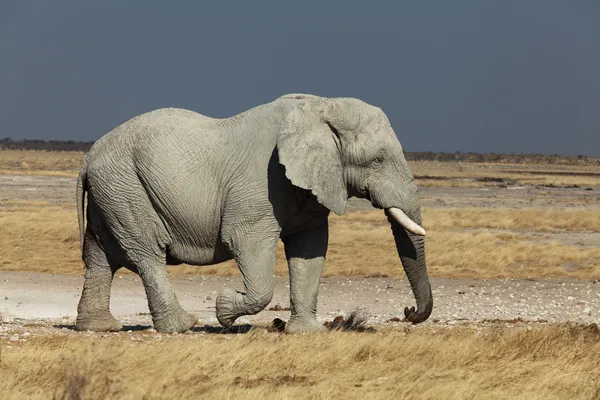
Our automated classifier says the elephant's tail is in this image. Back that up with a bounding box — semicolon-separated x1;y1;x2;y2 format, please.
76;157;88;257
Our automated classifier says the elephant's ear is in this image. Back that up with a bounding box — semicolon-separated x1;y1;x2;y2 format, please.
277;100;347;215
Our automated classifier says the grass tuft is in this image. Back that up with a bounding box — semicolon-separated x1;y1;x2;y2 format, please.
324;309;375;332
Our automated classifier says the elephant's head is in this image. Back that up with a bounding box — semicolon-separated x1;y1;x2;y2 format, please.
276;93;432;323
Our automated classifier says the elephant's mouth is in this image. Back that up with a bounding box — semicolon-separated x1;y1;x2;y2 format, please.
362;185;425;236
386;207;426;236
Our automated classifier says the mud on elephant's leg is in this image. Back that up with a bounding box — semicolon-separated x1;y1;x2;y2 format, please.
75;230;122;332
282;220;328;333
135;258;197;333
216;233;278;328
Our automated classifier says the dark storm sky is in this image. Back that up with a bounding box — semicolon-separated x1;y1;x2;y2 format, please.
1;2;599;156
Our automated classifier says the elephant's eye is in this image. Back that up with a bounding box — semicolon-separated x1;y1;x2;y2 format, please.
372;155;384;169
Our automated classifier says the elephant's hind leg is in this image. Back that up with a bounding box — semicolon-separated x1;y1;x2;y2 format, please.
133;257;197;333
88;176;196;333
75;230;122;332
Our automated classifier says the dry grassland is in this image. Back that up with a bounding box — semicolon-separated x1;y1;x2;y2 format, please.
1;324;599;399
1;151;599;400
2;150;598;188
2;204;599;279
352;207;600;232
411;162;600;188
0;150;82;176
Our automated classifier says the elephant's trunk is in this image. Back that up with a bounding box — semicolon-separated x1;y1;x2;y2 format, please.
386;208;433;324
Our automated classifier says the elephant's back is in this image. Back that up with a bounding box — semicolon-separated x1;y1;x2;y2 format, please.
86;108;213;161
99;108;211;141
129;108;214;130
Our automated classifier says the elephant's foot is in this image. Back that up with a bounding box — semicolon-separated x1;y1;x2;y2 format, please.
285;315;327;334
216;287;272;327
75;312;122;332
153;308;197;333
216;287;242;327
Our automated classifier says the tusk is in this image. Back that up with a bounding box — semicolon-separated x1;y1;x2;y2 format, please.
387;207;427;236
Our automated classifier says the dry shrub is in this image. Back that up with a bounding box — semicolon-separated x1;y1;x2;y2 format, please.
323;309;375;332
0;324;599;399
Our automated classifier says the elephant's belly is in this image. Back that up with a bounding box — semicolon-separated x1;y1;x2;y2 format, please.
166;241;233;266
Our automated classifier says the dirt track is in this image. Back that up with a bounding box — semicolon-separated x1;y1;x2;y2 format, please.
1;271;598;330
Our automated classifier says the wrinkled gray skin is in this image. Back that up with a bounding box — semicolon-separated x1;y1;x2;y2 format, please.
75;94;433;333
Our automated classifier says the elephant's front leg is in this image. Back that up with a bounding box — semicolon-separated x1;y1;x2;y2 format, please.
282;220;328;333
216;231;279;327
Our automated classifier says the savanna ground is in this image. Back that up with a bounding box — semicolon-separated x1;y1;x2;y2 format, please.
1;149;599;399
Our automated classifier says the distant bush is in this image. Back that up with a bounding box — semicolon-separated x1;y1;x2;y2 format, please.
404;151;600;166
0;138;94;152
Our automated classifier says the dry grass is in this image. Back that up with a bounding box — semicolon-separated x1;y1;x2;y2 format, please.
2;204;599;279
0;150;82;176
352;207;600;232
326;212;600;279
0;324;599;399
0;206;82;274
411;162;600;188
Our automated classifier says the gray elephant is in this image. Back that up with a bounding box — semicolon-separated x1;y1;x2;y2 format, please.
74;93;432;333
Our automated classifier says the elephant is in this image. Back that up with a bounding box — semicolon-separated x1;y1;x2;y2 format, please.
74;93;432;334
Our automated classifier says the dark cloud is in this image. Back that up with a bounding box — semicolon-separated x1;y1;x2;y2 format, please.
1;1;598;155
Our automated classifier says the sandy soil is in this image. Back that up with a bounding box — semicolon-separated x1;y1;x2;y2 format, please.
0;174;76;205
1;271;598;332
